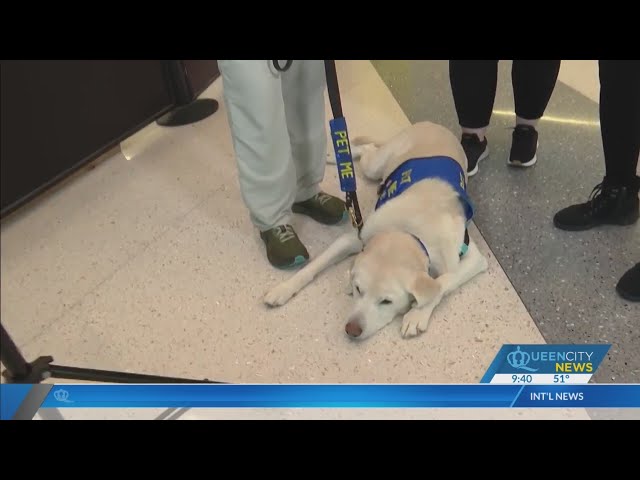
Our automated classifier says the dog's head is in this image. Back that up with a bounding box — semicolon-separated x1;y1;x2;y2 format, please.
344;232;439;340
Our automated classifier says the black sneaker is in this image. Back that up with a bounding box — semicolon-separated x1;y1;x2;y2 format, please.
616;263;640;302
508;125;538;168
461;133;489;177
553;178;640;231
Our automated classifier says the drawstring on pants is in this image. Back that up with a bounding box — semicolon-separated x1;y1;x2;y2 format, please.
272;60;293;72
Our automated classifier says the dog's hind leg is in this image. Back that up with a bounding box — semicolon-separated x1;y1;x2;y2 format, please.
359;130;411;181
264;230;363;307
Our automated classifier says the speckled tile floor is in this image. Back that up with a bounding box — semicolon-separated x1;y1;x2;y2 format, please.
36;406;596;420
372;60;639;384
0;60;623;420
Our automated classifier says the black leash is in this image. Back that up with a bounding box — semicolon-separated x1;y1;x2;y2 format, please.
272;60;364;232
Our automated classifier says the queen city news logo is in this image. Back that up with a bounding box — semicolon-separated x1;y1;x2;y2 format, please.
481;344;611;384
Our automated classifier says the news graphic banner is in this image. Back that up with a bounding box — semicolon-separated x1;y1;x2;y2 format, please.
2;383;640;419
480;344;611;385
1;343;635;420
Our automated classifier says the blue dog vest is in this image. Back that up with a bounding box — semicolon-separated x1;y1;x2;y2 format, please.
374;156;474;256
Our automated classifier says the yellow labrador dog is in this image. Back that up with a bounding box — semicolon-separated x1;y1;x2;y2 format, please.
264;121;489;340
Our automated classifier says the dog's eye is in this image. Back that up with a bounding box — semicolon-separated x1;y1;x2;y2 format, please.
355;285;362;295
380;299;392;305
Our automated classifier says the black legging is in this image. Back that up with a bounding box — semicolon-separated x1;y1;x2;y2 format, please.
449;60;561;129
598;60;640;186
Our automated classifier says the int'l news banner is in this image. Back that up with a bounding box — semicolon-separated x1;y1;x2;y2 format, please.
2;344;640;419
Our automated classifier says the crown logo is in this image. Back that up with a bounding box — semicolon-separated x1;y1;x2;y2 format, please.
53;389;72;403
507;346;539;372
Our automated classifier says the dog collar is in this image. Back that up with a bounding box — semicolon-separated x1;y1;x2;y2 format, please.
412;235;429;258
412;229;470;263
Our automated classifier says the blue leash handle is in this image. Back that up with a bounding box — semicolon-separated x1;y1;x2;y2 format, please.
330;116;357;193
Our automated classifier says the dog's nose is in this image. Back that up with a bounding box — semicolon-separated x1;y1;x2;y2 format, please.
345;321;363;338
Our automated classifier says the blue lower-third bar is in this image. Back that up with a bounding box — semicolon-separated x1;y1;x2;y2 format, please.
33;384;640;409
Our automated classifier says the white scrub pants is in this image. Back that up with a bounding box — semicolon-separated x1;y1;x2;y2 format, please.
218;60;328;232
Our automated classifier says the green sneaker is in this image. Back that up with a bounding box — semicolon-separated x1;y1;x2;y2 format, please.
260;225;309;269
292;192;348;225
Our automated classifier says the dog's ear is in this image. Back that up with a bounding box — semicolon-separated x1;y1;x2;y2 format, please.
406;271;440;307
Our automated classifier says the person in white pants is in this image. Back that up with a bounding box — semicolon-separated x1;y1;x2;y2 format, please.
218;60;347;269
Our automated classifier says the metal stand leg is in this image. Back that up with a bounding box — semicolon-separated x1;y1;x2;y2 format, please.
1;322;224;386
156;99;219;126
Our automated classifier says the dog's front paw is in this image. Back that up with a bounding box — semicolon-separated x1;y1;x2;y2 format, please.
400;306;435;338
264;282;297;307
